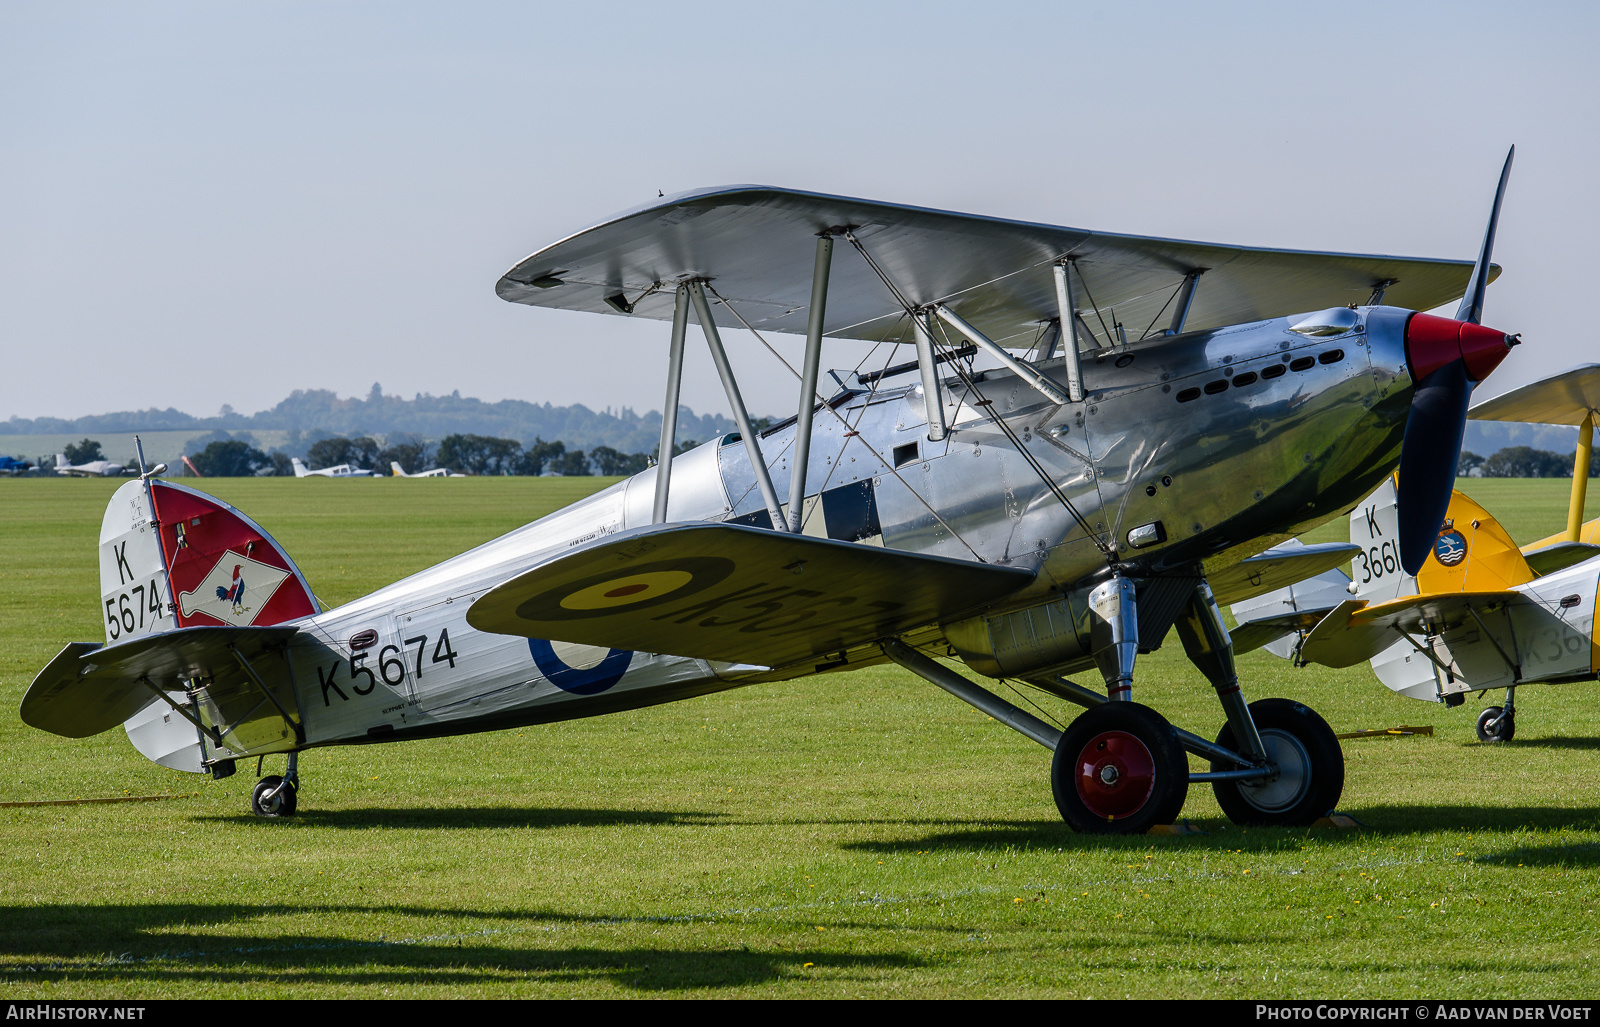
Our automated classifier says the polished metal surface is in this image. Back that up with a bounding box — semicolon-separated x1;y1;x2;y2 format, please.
1049;262;1088;401
932;303;1071;405
788;236;833;530
653;284;689;523
911;311;947;441
689;280;789;532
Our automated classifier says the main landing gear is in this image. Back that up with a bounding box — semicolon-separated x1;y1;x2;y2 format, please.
1476;686;1516;742
249;752;300;818
1052;702;1188;834
886;575;1347;834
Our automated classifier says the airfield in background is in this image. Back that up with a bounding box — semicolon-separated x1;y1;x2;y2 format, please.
4;473;1600;998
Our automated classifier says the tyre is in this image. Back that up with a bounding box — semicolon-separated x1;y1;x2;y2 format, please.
1476;706;1514;743
1052;702;1189;834
251;775;298;818
1211;698;1343;827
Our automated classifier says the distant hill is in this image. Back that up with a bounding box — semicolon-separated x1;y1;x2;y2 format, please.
4;384;1584;462
2;384;745;455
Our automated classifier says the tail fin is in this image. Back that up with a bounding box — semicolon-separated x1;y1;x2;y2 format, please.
291;457;309;477
1415;489;1534;593
1348;477;1419;602
391;461;406;477
55;454;68;470
98;479;317;646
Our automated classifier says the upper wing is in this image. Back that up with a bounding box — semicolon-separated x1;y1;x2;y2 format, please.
466;522;1034;670
1469;363;1600;426
498;185;1489;349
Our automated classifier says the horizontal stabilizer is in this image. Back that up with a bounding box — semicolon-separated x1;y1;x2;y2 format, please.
467;523;1033;669
1209;542;1360;606
1230;608;1342;656
1299;591;1530;669
22;626;298;739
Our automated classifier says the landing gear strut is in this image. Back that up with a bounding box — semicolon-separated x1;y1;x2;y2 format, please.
251;752;300;818
886;576;1347;834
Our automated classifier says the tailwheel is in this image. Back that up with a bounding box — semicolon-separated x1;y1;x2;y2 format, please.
1476;706;1514;743
1212;698;1343;827
1052;702;1188;834
251;774;298;818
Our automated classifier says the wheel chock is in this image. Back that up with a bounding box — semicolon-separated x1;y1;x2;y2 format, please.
1334;725;1434;740
1147;820;1206;836
1311;812;1366;829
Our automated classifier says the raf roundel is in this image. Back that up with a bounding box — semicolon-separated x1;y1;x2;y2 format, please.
527;638;633;696
514;557;734;622
1433;529;1468;567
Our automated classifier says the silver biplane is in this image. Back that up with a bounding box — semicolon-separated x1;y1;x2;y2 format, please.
22;151;1521;832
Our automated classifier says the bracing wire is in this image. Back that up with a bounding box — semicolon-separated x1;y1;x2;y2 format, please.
704;283;986;562
838;233;1113;560
924;317;1114;560
1137;275;1191;341
1067;260;1117;350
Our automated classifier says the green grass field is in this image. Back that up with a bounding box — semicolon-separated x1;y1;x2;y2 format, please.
3;477;1600;998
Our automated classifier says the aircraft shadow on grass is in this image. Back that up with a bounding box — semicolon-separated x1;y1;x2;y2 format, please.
1479;735;1600;752
0;903;924;991
193;806;730;831
841;806;1600;854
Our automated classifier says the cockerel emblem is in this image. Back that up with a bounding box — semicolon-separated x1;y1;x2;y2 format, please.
216;564;249;614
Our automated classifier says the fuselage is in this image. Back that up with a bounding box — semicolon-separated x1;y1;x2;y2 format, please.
266;305;1414;755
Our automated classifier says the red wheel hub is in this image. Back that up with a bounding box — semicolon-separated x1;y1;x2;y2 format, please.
1075;730;1156;819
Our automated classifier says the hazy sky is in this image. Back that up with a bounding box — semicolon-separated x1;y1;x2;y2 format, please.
4;1;1596;423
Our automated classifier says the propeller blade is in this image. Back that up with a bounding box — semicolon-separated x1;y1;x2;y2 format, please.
1396;360;1473;575
1455;146;1514;326
1394;148;1518;574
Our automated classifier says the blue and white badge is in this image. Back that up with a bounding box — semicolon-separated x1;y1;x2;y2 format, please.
1433;530;1468;567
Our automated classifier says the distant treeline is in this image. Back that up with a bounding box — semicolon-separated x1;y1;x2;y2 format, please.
5;383;742;455
1458;447;1593;478
186;432;704;478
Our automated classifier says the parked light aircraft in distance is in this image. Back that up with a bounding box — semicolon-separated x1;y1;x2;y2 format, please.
1234;364;1600;744
23;150;1522;831
291;457;379;478
0;456;33;475
55;453;127;477
391;462;464;478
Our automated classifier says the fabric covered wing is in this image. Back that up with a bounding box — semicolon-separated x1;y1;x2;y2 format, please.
467;523;1033;669
1468;363;1600;426
21;626;299;739
499;185;1489;349
1299;592;1530;669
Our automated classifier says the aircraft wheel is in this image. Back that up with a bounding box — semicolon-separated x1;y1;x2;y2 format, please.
1052;702;1188;834
251;775;298;818
1212;699;1343;827
1476;706;1514;743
